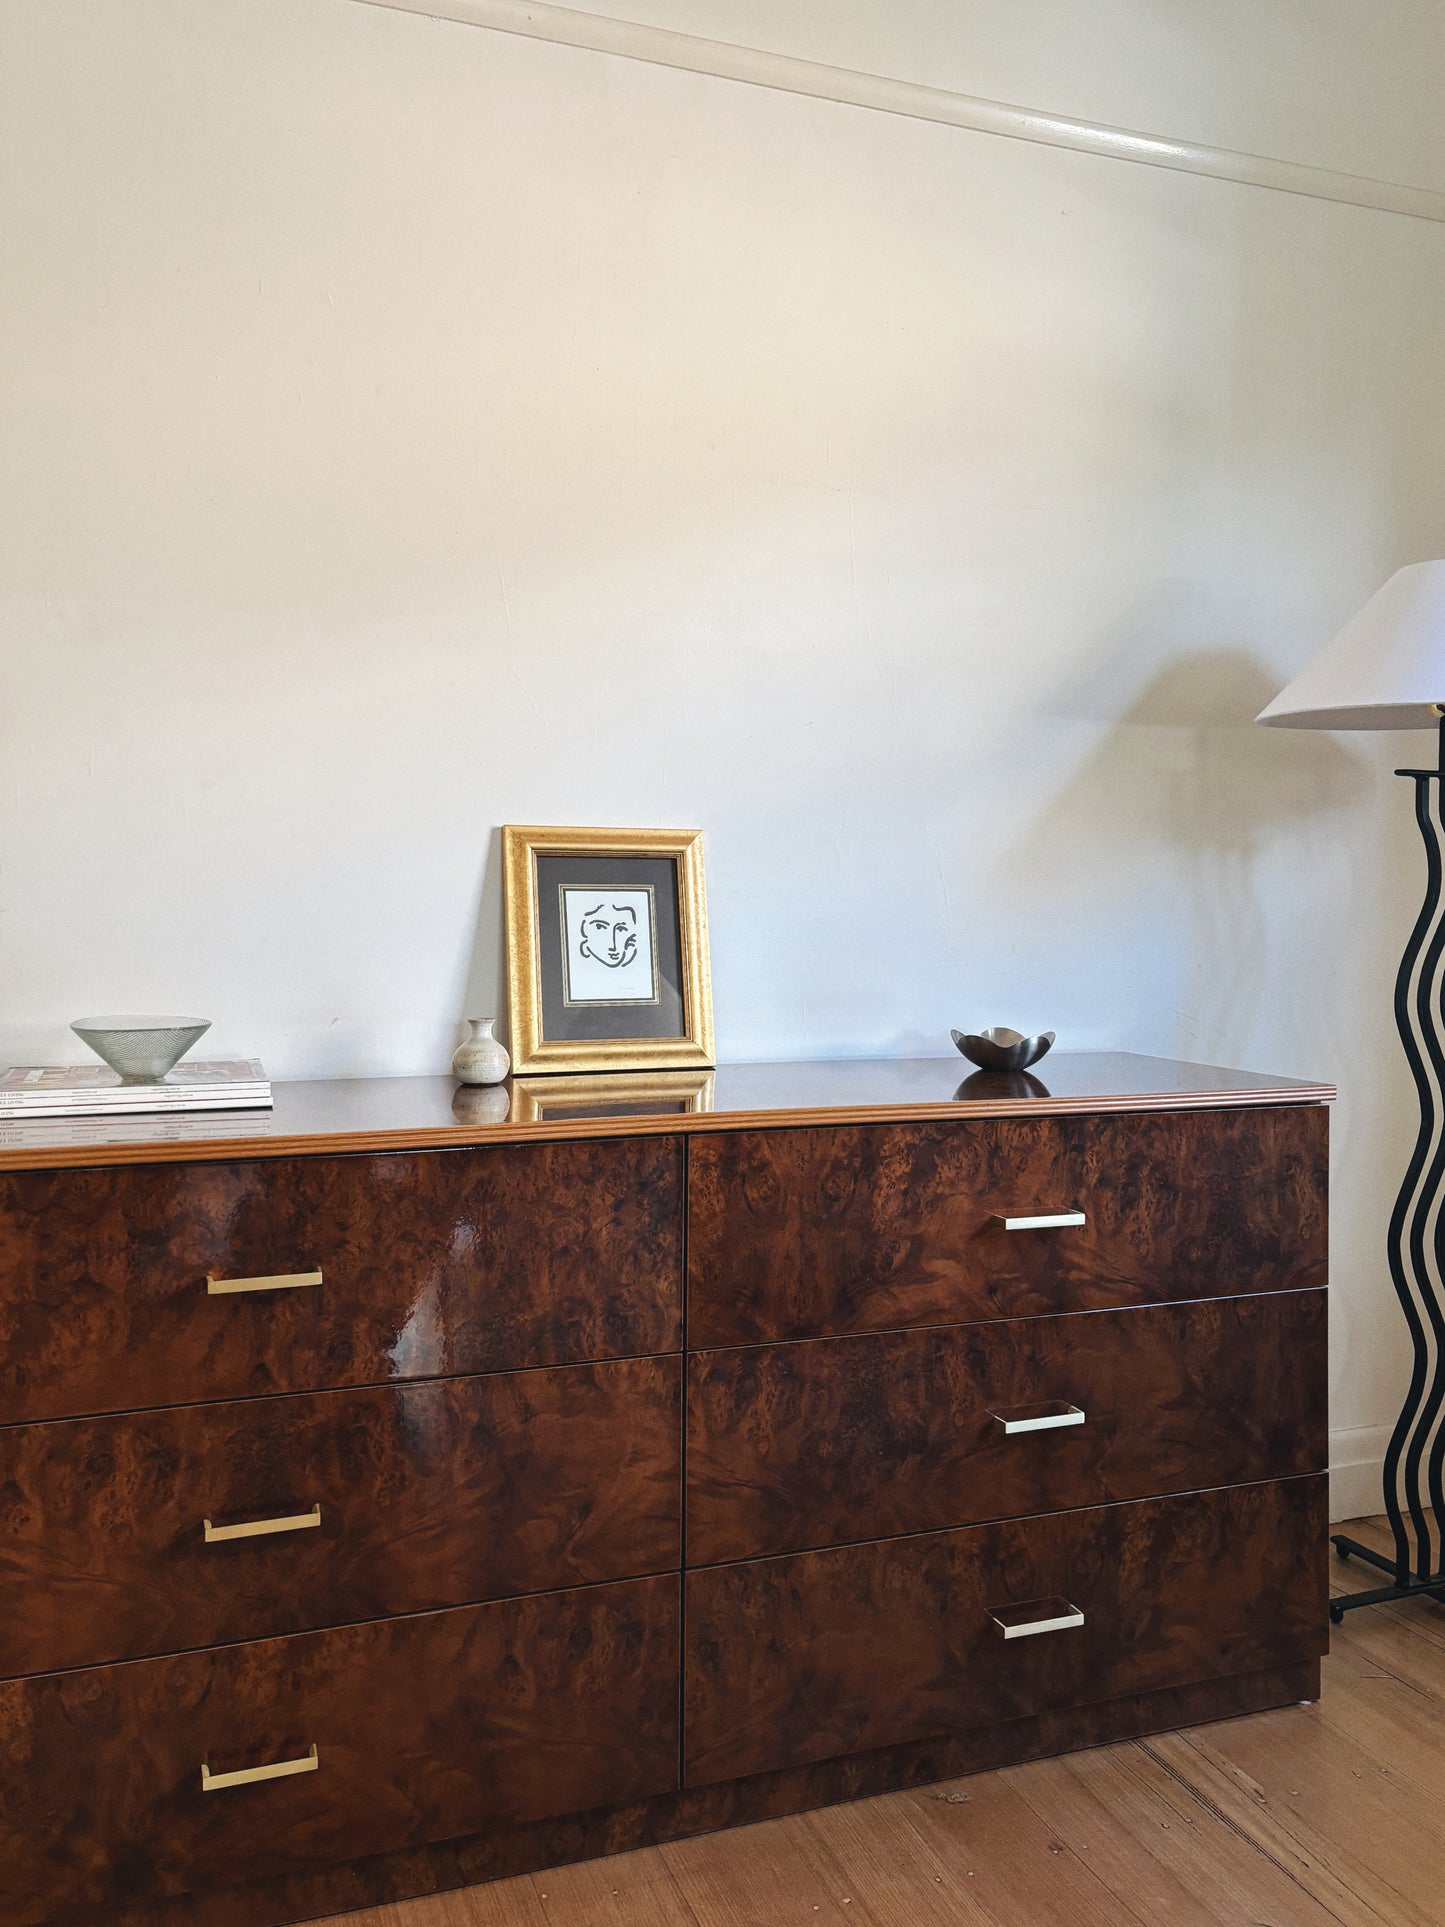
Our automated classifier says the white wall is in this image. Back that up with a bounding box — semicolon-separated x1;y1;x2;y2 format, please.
4;0;1445;1515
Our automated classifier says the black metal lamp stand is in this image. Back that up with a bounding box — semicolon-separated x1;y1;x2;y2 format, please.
1331;713;1445;1621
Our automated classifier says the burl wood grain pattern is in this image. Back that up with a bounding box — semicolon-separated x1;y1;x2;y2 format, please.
0;1356;681;1676
686;1291;1326;1564
96;1660;1320;1927
0;1136;682;1423
683;1476;1327;1785
687;1106;1328;1345
0;1575;680;1927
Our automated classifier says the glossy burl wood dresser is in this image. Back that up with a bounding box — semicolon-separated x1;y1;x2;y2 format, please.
0;1052;1332;1927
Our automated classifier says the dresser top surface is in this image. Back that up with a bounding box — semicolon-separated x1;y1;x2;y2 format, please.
0;1052;1334;1173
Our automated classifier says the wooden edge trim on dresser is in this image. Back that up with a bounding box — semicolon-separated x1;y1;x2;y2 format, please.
0;1061;1336;1173
100;1660;1320;1927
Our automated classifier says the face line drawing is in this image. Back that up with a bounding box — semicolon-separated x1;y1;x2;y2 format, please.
578;901;640;970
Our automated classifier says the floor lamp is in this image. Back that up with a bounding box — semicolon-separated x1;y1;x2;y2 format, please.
1258;560;1445;1619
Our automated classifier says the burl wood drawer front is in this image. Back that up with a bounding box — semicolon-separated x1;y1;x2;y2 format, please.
0;1574;679;1927
683;1476;1327;1786
0;1355;681;1677
687;1106;1326;1345
0;1135;682;1423
686;1290;1326;1564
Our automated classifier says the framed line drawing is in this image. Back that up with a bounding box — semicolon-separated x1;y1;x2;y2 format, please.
502;825;715;1075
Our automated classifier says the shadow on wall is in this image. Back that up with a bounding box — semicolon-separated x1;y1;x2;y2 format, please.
457;827;508;1055
1008;646;1369;1064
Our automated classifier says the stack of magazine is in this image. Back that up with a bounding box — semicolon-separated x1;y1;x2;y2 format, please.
0;1059;272;1121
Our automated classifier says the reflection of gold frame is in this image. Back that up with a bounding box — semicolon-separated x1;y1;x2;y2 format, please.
509;1070;716;1123
503;825;715;1075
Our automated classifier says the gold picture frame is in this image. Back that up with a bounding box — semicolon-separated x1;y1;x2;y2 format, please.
503;825;715;1075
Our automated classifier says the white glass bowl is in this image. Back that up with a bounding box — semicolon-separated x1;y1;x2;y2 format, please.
70;1015;211;1082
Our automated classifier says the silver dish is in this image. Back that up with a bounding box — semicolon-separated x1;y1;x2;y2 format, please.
950;1026;1055;1073
70;1015;211;1082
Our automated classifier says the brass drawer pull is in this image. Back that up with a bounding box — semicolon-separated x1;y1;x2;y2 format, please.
206;1268;323;1296
990;1209;1086;1231
200;1744;319;1793
203;1504;322;1545
990;1401;1086;1435
991;1597;1085;1640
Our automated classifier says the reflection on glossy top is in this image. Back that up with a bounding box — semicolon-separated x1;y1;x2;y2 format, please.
953;1069;1054;1103
0;1052;1334;1174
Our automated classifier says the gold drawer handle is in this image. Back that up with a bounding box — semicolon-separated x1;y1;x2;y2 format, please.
206;1268;323;1296
203;1504;321;1545
990;1209;1086;1231
200;1745;319;1793
991;1597;1085;1640
990;1401;1086;1435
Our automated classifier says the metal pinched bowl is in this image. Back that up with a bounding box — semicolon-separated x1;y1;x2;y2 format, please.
950;1026;1055;1074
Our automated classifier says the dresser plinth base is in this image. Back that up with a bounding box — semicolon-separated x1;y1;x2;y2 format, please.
101;1660;1321;1927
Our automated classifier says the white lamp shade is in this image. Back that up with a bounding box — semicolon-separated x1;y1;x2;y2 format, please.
1256;561;1445;730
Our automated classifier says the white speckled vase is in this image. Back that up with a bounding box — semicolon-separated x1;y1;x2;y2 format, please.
451;1017;510;1086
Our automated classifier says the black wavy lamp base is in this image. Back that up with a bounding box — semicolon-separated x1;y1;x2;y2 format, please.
1329;1532;1445;1621
1334;716;1445;1620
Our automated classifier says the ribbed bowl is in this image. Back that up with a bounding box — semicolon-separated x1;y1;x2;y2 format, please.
950;1026;1055;1074
70;1015;211;1082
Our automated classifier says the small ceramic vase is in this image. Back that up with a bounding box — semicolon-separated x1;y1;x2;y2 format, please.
451;1017;510;1086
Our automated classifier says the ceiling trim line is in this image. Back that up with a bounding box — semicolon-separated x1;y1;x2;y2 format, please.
351;0;1445;224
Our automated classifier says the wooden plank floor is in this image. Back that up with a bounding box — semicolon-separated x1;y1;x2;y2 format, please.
326;1518;1442;1927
